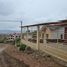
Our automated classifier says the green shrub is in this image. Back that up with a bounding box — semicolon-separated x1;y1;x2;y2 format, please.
16;38;20;43
15;38;21;46
19;44;27;51
0;40;4;43
17;44;20;47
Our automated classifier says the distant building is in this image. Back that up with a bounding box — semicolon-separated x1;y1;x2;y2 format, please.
7;33;20;41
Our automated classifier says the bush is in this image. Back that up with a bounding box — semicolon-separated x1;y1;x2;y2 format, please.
0;40;4;43
17;44;20;47
16;38;20;43
19;44;27;51
15;38;21;46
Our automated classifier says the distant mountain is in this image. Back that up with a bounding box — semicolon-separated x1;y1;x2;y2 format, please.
0;30;20;34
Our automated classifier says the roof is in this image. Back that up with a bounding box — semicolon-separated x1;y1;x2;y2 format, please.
21;19;67;28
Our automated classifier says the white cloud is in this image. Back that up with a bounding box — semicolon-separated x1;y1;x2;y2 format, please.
0;0;15;16
0;0;67;30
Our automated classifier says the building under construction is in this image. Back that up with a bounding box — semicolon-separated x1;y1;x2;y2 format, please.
21;19;67;63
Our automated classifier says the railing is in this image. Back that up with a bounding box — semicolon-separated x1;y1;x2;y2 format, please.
22;30;67;51
21;23;67;62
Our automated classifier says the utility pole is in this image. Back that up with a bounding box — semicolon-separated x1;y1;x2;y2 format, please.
20;21;22;45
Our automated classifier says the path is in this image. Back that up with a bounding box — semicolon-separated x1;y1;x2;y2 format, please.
0;43;28;67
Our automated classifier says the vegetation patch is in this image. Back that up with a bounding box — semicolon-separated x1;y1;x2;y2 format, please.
16;44;20;47
15;38;21;46
19;44;27;51
16;38;20;44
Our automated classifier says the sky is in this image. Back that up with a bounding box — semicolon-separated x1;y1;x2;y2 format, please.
0;0;67;30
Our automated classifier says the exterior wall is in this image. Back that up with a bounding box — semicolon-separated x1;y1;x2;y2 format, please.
44;27;52;39
43;27;65;39
64;27;67;44
7;33;20;41
50;27;64;39
21;39;67;62
64;27;67;39
21;39;37;50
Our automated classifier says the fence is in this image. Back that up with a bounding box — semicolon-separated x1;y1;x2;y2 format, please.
21;25;67;51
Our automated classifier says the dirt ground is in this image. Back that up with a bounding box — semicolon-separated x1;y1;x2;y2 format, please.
0;44;29;67
0;52;29;67
4;44;65;67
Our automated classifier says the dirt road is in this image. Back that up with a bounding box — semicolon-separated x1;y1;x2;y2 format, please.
0;52;29;67
0;43;29;67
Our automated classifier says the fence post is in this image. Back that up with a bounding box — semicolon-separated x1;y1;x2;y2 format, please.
57;32;59;48
37;25;40;50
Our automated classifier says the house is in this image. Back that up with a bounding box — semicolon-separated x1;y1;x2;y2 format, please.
40;20;67;43
7;33;20;41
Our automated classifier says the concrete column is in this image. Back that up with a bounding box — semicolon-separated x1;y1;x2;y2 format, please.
57;32;59;48
57;32;59;44
36;25;40;50
44;34;47;44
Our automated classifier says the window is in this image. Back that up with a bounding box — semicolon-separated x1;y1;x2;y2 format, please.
11;38;12;39
46;34;49;39
61;34;63;39
13;36;14;37
9;38;10;39
16;36;17;37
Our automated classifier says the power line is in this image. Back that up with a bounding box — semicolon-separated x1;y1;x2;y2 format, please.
0;20;21;22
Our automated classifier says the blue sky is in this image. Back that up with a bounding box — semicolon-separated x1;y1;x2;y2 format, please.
0;0;67;30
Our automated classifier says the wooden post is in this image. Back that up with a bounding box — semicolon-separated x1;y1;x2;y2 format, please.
37;25;40;50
